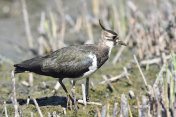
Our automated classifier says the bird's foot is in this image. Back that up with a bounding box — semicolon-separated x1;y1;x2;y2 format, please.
66;95;79;110
66;94;74;110
86;96;90;102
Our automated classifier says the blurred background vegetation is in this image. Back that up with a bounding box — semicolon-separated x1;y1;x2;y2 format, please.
0;0;176;116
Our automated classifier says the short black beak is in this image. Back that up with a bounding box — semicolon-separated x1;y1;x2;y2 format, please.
117;40;127;46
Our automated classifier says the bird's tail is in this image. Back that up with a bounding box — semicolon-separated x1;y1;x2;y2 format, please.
14;64;26;73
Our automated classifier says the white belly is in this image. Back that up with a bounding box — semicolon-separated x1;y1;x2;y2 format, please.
70;53;97;81
83;53;97;77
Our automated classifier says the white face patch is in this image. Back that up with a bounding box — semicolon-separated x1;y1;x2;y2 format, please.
83;53;97;77
104;40;114;57
105;40;114;48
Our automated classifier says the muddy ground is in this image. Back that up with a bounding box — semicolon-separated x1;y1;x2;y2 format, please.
0;0;162;116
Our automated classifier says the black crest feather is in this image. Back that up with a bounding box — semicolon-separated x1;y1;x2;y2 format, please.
99;19;117;35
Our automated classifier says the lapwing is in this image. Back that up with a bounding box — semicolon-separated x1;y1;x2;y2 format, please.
14;20;127;107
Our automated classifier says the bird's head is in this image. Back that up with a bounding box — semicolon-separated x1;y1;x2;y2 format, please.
99;20;127;48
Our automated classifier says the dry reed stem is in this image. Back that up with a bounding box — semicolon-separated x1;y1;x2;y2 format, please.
99;72;127;84
52;81;60;94
33;98;43;117
58;13;66;49
134;55;148;87
112;3;121;36
47;112;51;117
81;84;87;105
90;81;95;91
96;107;101;117
153;63;166;88
38;37;50;55
74;17;82;32
78;100;102;106
112;102;118;117
128;104;133;117
28;73;33;87
52;111;57;117
140;55;173;65
81;0;94;44
20;0;33;48
106;103;110;117
85;19;94;44
141;96;148;117
21;81;29;86
3;101;8;117
102;75;115;92
127;1;137;12
120;94;128;117
26;96;30;106
65;14;74;26
123;67;132;84
11;71;19;117
31;112;33;117
136;97;141;117
38;12;51;54
92;0;99;18
54;0;66;49
101;105;106;117
39;12;45;35
62;107;66;115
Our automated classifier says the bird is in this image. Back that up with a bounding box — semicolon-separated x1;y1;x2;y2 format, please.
14;20;127;107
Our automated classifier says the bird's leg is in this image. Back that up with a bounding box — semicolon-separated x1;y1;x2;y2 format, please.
85;77;89;101
71;80;78;110
71;80;76;104
59;79;73;109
